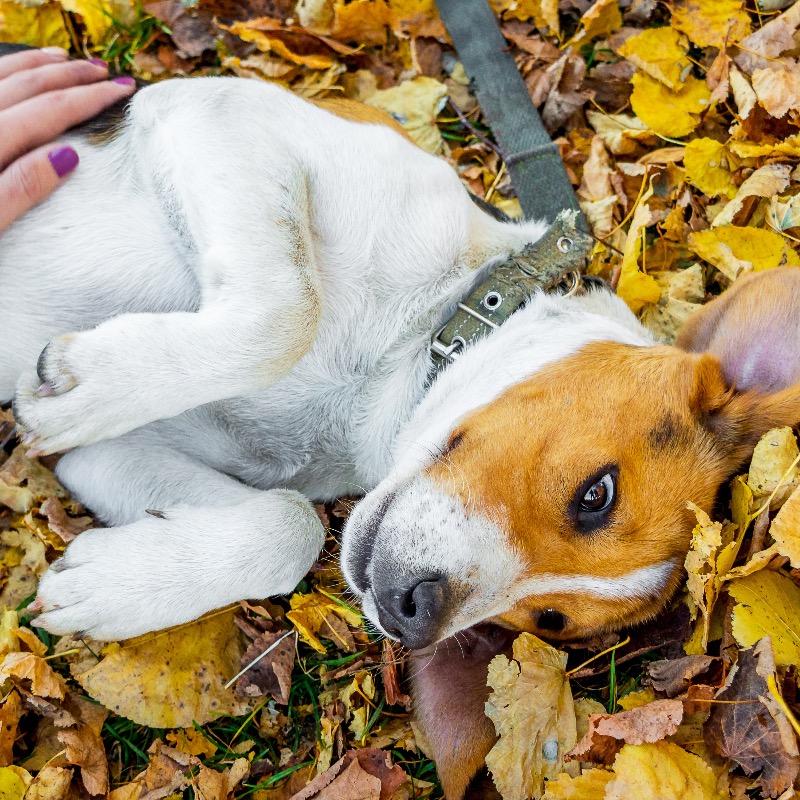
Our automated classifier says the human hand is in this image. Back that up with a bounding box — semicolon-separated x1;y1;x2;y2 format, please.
0;47;137;233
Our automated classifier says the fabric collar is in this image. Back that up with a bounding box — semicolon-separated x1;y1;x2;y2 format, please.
429;211;594;374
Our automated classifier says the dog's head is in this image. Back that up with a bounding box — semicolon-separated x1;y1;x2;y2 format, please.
342;290;800;649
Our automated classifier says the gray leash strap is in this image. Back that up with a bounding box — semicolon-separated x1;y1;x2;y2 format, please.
435;0;582;224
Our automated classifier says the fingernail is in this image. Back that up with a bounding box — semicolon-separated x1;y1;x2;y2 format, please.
48;146;79;178
112;76;136;87
87;58;107;67
41;47;68;59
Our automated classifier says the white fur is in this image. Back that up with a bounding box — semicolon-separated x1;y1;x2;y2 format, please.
0;77;659;640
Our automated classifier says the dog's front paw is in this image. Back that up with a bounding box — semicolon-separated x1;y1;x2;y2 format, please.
31;525;180;640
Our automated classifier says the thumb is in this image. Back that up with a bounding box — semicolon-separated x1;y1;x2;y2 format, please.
0;144;78;233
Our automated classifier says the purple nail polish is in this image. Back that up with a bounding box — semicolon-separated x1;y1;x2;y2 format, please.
112;76;136;87
88;58;107;67
48;146;79;178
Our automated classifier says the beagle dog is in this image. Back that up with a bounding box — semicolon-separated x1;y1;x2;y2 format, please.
2;72;799;798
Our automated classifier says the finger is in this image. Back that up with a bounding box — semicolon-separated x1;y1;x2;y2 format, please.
0;59;109;112
0;47;68;80
0;143;78;234
0;77;136;171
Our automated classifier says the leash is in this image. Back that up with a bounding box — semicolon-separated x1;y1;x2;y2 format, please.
430;211;593;372
435;0;581;224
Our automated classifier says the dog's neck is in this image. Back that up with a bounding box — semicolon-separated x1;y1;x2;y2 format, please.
353;284;656;490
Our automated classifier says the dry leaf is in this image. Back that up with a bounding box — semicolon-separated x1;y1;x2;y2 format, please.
683;138;738;200
752;66;800;119
769;483;800;567
0;766;32;800
605;741;727;799
730;66;757;118
747;427;800;504
704;637;799;796
729;571;800;666
291;749;406;800
484;633;577;800
58;723;108;796
578;136;617;238
712;164;791;228
645;656;718;697
567;0;622;47
66;610;254;727
0;653;66;700
25;766;72;800
616;185;661;312
0;691;21;767
567;699;684;765
0;1;70;48
542;768;612;799
688;226;800;280
671;0;750;47
165;728;218;757
586;110;653;155
286;592;362;653
617;27;690;89
639;265;705;344
236;629;295;704
630;73;711;138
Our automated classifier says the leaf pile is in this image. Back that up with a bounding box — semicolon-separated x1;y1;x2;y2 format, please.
4;0;800;797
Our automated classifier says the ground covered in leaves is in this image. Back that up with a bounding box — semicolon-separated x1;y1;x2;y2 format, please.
3;0;800;797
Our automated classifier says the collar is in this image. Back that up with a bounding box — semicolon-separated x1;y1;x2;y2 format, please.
430;211;594;373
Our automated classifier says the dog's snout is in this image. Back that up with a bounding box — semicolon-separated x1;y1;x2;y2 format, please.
374;572;446;649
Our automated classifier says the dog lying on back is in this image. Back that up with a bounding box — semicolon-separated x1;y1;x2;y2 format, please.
2;73;799;798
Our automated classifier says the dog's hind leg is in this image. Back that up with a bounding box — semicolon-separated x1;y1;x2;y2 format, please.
31;429;325;640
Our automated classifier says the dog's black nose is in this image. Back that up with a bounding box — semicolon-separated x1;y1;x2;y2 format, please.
373;573;446;649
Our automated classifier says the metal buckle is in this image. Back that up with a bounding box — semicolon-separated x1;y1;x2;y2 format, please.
431;330;466;361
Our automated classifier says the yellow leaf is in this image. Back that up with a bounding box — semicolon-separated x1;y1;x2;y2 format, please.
617;28;690;89
616;185;661;313
605;741;727;799
630;73;711;138
672;0;751;48
688;226;800;280
567;0;621;47
639;264;705;344
0;611;19;660
586;110;654;156
617;687;657;711
542;768;612;799
484;633;577;800
729;571;800;666
0;767;32;800
59;0;133;44
490;0;559;34
729;133;800;158
747;426;800;505
165;729;218;758
0;1;69;48
387;0;447;39
365;77;447;153
65;610;254;727
683;138;738;200
770;485;800;568
287;591;362;653
712;164;790;228
0;653;66;699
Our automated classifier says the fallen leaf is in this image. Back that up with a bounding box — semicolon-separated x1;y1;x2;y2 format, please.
605;741;726;799
567;699;684;765
542;768;612;799
236;629;296;704
729;571;800;666
768;484;800;567
24;766;72;800
752;66;800;119
578;136;617;238
66;610;254;727
712;164;791;228
768;193;800;231
586;110;654;155
141;741;198;798
484;633;577;800
286;592;362;654
0;766;32;800
683;138;738;200
617;27;690;89
671;0;750;48
292;749;406;800
59;0;134;44
735;0;800;73
567;0;622;47
38;498;92;545
0;691;21;767
195;765;228;800
729;66;757;118
747;427;800;504
616;185;661;313
0;1;70;49
58;723;108;796
0;653;66;700
704;637;799;796
688;226;800;280
645;656;718;697
630;73;711;138
165;728;219;758
639;264;705;344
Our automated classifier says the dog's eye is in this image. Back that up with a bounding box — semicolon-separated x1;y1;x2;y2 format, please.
571;466;617;534
440;432;464;458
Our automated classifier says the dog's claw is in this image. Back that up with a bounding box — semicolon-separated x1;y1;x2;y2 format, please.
34;382;55;398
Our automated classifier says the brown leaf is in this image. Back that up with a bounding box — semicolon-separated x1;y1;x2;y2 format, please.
194;765;227;800
236;629;295;704
645;656;719;697
57;719;108;796
0;447;68;514
142;741;198;800
380;640;410;709
38;498;92;544
567;699;684;765
704;637;799;796
0;653;66;699
291;749;406;800
24;766;72;800
0;691;21;767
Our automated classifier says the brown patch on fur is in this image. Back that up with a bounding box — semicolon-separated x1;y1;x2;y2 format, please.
426;342;800;641
78;94;135;146
311;97;414;142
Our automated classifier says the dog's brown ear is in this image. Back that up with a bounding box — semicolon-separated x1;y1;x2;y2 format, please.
691;353;800;468
409;628;513;800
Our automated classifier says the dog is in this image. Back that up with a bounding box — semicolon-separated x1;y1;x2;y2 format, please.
3;71;800;798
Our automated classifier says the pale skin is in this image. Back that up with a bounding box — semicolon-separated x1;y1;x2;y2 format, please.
0;47;137;233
